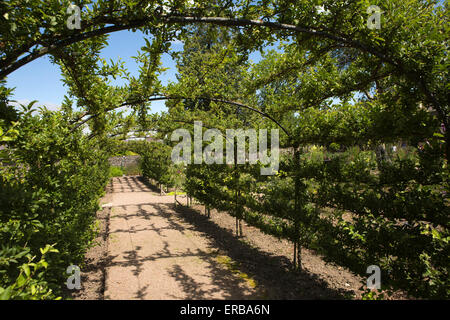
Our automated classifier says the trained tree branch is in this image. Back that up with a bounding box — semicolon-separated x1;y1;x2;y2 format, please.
1;15;399;80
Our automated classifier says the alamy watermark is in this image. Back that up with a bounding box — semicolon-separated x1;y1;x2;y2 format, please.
66;264;81;290
171;121;279;175
67;4;81;30
65;4;383;31
366;265;381;289
367;5;383;30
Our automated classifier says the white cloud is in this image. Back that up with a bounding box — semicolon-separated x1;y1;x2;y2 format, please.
170;39;184;45
10;99;61;112
316;6;330;15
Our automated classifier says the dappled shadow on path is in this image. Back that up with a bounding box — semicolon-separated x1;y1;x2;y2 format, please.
105;200;259;299
106;176;154;193
102;176;352;300
172;205;353;300
167;264;210;299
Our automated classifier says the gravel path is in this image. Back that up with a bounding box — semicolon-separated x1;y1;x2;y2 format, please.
74;176;407;300
103;176;261;300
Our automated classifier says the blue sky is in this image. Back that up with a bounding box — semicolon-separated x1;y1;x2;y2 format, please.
7;30;177;114
6;29;263;115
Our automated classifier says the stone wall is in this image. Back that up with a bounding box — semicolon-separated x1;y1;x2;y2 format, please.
108;155;141;167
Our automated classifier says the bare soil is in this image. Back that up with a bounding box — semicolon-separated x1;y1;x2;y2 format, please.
69;192;112;300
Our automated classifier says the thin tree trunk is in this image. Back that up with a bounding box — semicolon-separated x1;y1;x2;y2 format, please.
297;242;302;271
293;146;301;270
234;142;240;237
445;130;449;161
293;241;297;269
174;187;177;206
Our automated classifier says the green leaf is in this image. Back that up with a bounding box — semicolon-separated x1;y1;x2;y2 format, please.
0;287;12;300
22;264;31;277
16;273;27;287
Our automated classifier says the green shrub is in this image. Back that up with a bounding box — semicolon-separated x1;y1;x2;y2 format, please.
109;166;124;177
0;108;110;299
183;141;449;299
140;142;176;187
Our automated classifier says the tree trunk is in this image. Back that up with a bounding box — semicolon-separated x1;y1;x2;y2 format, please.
234;142;241;237
293;146;301;270
375;143;387;166
293;241;297;269
445;129;449;161
174;187;177;206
